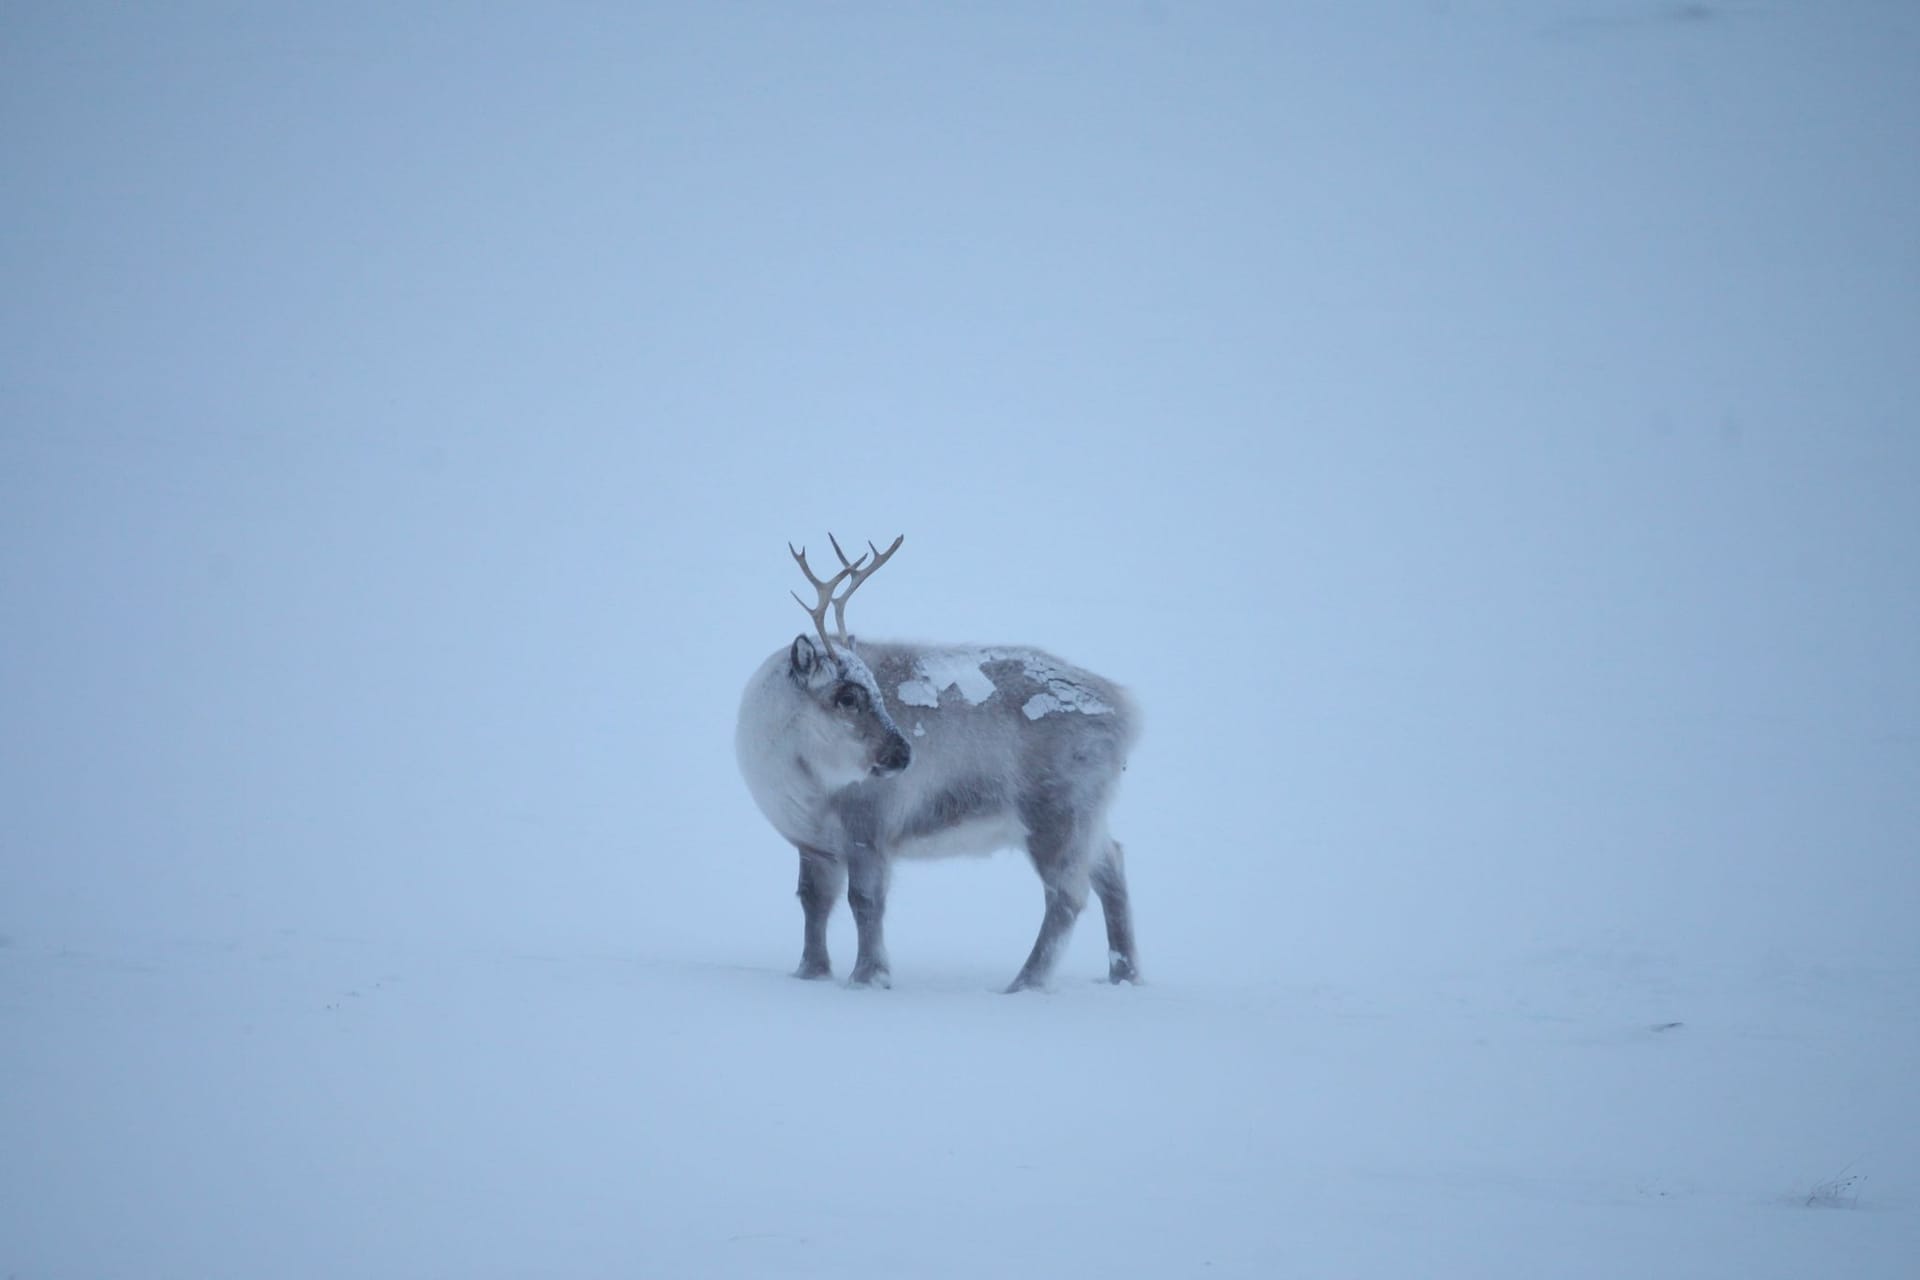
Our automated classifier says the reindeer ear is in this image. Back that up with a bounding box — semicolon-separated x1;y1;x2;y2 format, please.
790;634;818;677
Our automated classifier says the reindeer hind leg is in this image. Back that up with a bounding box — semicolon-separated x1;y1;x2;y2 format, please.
1006;804;1092;993
1091;838;1140;984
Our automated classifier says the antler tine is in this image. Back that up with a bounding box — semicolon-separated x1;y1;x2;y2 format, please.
826;532;872;575
789;541;853;591
827;534;904;644
788;542;858;657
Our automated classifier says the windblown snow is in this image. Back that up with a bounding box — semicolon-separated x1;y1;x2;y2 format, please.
3;2;1915;1278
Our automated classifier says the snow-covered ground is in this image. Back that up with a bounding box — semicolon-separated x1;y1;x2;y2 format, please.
5;923;1915;1277
3;2;1916;1276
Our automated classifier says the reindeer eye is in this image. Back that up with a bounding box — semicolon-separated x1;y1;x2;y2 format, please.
833;684;865;711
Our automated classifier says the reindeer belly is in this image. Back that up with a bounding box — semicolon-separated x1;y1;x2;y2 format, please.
889;813;1027;861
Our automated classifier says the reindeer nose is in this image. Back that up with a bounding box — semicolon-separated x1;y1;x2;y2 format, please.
876;737;912;775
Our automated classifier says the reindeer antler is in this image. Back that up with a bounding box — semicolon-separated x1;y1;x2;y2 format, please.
827;533;904;644
789;542;862;658
788;533;904;656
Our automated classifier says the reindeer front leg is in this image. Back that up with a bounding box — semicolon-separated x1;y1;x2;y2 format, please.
793;845;844;979
845;841;892;988
829;795;892;989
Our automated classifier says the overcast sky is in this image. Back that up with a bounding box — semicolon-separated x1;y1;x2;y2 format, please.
3;1;1915;981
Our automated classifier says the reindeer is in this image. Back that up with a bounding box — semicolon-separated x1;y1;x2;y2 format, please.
735;535;1141;992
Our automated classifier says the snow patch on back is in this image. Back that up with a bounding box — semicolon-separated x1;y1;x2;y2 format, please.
1023;687;1112;720
895;646;1114;720
1012;651;1115;720
897;650;998;707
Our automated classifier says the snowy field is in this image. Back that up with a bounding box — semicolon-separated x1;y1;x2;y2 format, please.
3;2;1916;1276
6;926;1916;1276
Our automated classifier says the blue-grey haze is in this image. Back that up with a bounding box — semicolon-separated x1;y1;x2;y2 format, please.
5;4;1918;1276
8;2;1912;973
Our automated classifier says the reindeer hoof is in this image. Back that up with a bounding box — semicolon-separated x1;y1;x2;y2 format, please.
793;959;833;981
1003;975;1045;994
846;964;891;989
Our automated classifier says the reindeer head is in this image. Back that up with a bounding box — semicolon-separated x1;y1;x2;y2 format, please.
782;535;912;783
